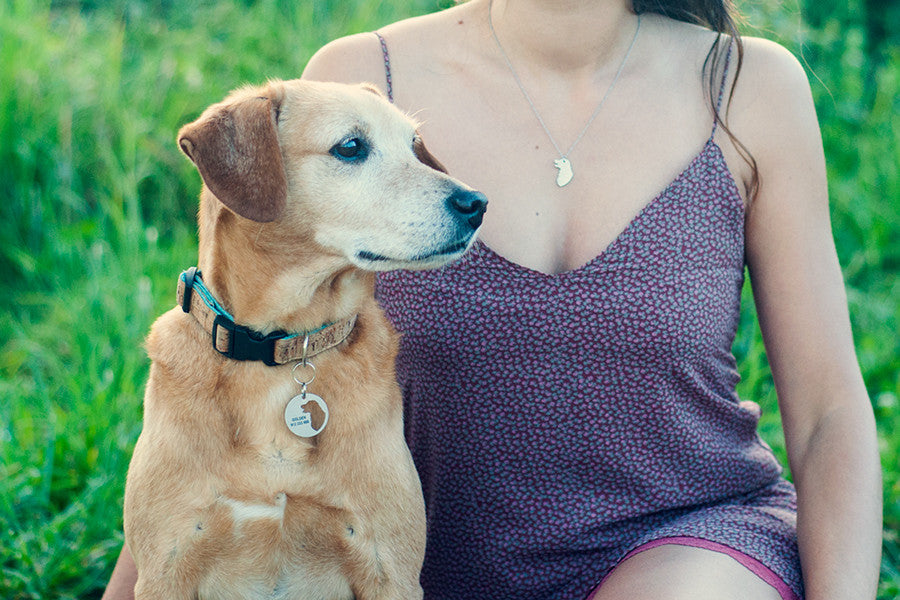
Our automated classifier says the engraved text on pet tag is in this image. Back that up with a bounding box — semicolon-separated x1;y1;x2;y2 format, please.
284;393;329;438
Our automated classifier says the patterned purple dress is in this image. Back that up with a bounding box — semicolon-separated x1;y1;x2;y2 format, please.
373;32;802;600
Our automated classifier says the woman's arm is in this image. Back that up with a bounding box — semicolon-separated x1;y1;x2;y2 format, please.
101;544;136;600
734;37;882;599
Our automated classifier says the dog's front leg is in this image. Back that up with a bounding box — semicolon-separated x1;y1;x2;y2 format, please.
129;538;208;600
133;577;198;600
350;576;423;600
344;528;425;600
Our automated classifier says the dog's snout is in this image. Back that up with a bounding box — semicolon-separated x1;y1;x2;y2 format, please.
447;189;488;229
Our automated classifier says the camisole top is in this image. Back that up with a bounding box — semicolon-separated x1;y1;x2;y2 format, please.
373;35;789;599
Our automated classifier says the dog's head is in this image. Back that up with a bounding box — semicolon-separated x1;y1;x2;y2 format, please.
177;79;485;272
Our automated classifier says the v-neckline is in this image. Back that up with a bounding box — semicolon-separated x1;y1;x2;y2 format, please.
474;139;741;279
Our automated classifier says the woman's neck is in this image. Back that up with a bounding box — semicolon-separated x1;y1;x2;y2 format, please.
485;0;638;76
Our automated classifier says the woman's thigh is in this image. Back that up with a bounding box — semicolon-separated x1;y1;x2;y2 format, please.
590;544;785;600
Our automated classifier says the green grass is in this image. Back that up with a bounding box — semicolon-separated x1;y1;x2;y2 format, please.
1;0;897;598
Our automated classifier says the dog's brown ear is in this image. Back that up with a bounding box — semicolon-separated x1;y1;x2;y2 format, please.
413;134;448;174
178;93;287;222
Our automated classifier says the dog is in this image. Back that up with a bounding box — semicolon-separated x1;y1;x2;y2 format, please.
123;78;486;600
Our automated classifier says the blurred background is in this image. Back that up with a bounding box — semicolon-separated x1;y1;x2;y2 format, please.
0;0;897;597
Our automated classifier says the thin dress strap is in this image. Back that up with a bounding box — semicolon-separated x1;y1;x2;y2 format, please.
373;31;394;104
710;39;734;140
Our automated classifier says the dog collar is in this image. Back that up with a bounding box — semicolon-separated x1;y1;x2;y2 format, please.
176;267;357;366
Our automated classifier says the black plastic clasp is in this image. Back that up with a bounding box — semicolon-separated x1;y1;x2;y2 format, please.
181;267;198;313
211;314;283;366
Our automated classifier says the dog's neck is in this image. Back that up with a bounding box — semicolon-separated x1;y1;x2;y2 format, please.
195;196;373;336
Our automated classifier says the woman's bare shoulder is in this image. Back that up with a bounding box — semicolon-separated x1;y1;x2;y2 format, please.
729;36;819;152
302;4;473;88
301;32;385;86
739;35;811;89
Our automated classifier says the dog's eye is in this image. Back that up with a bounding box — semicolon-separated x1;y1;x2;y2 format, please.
330;138;368;162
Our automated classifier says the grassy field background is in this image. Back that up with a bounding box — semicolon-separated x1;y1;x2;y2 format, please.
1;0;897;597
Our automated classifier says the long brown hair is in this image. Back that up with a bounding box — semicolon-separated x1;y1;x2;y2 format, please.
634;0;759;200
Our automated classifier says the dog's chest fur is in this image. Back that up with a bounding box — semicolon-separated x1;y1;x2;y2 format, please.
181;432;378;600
128;308;416;598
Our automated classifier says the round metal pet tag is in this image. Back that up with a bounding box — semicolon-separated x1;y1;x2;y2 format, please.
284;393;329;438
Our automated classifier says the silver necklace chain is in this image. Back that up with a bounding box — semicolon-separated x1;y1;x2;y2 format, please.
487;2;642;186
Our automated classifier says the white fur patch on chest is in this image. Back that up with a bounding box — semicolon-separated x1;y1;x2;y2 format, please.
221;492;287;524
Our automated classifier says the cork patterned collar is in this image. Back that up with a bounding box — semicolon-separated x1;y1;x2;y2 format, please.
176;268;357;366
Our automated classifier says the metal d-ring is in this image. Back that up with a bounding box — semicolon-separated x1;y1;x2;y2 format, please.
300;332;310;364
291;359;317;390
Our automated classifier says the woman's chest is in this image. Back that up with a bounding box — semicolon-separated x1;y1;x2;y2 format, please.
413;99;714;272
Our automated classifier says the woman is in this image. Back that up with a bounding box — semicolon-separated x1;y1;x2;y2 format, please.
300;1;881;599
104;0;881;598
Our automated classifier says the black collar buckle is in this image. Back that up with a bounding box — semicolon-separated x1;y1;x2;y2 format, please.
211;314;285;366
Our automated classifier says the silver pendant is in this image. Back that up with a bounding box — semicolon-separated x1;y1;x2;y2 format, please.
554;157;573;187
284;392;329;438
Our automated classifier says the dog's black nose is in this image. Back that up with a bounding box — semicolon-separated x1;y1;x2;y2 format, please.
447;189;488;229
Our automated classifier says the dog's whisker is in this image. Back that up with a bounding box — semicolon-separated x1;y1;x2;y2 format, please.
253;222;267;246
406;108;427;126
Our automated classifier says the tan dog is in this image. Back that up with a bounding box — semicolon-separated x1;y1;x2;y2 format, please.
123;79;486;600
